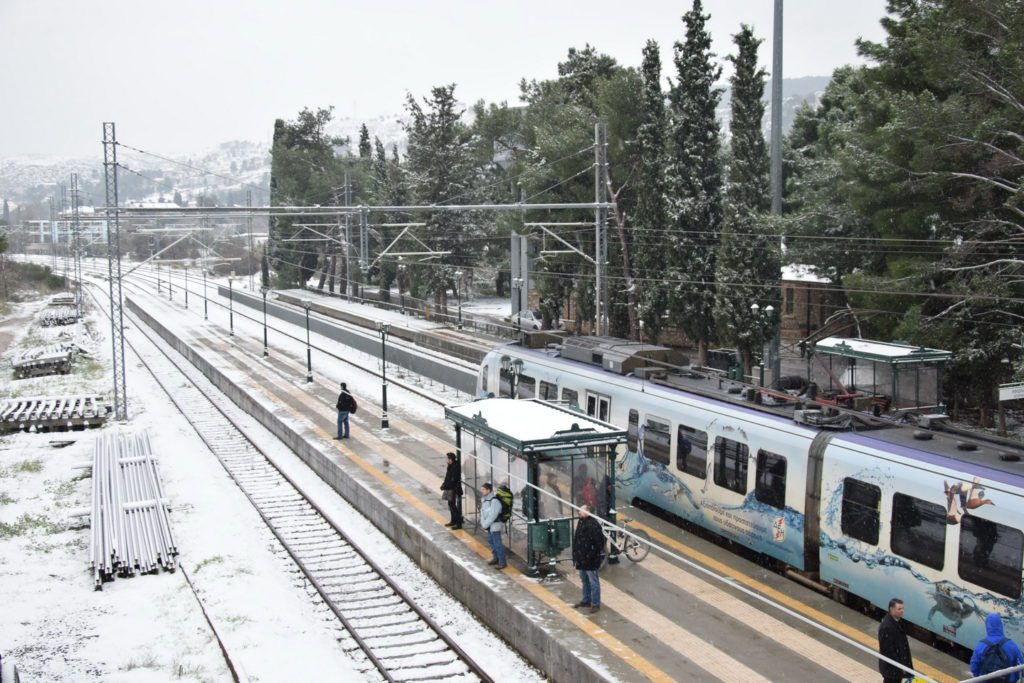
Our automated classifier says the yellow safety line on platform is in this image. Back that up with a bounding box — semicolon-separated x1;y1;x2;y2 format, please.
630;521;957;683
201;335;953;683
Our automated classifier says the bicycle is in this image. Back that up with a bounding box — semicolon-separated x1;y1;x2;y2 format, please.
601;513;651;566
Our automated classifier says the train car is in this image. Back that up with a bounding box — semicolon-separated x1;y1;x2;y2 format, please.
478;337;1024;651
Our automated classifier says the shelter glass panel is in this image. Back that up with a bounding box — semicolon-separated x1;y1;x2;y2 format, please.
891;493;946;570
958;515;1023;600
572;448;612;518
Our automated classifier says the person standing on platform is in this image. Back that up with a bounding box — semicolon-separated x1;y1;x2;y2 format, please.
335;382;355;439
878;597;914;683
440;452;463;530
480;483;506;569
970;612;1023;682
572;505;604;614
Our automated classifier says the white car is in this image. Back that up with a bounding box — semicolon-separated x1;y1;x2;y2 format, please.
510;309;565;331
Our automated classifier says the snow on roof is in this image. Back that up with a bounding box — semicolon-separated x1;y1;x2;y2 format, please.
781;263;832;284
816;336;951;363
446;398;625;451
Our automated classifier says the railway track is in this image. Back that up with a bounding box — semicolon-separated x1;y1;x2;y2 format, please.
84;282;492;683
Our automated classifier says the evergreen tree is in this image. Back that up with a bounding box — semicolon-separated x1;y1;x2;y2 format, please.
172;190;184;207
713;25;777;374
1;199;9;226
358;124;372;159
665;0;724;365
402;84;479;309
261;245;270;289
634;40;670;341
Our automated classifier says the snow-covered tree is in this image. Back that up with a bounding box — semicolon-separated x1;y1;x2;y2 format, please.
713;25;778;374
665;0;724;365
358;124;372;159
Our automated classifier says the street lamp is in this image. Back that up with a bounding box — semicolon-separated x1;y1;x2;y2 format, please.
184;265;189;309
512;277;524;336
302;299;313;382
228;276;235;336
377;321;391;429
203;267;208;320
261;285;269;357
751;302;764;386
398;262;407;314
454;270;463;330
156;258;161;293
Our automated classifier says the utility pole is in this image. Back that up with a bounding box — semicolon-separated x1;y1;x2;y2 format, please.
71;173;83;318
103;122;129;421
61;184;69;290
48;197;56;271
247;190;254;292
769;0;784;382
594;122;609;336
344;172;351;301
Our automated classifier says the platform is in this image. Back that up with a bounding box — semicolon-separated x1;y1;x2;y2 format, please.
127;293;970;683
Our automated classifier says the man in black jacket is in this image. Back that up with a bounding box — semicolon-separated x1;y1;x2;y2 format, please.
572;505;605;614
335;382;355;439
878;597;914;682
440;452;463;529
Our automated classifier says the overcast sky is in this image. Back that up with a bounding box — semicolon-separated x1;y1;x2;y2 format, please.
1;0;889;159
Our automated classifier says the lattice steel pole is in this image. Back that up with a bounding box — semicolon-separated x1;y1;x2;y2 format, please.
594;122;609;336
71;173;83;318
103;122;128;421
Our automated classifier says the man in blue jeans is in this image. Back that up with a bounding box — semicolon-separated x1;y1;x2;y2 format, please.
335;382;355;439
479;483;506;569
572;505;604;614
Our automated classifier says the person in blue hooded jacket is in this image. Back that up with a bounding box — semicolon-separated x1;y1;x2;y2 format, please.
970;613;1023;682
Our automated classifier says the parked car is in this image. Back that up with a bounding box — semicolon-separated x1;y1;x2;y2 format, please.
509;309;565;331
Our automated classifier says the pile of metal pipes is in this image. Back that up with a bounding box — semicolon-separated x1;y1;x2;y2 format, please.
90;430;177;589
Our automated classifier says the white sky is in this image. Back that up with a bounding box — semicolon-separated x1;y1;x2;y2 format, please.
0;0;888;158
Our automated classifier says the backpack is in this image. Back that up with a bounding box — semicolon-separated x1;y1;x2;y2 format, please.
496;485;513;523
978;638;1010;681
349;396;358;415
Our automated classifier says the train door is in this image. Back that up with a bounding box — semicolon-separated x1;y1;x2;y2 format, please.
585;392;611;422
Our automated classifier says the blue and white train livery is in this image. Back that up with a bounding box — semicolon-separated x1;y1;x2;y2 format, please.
478;336;1024;652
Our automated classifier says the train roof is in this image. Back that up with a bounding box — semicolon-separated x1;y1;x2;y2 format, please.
489;342;1024;480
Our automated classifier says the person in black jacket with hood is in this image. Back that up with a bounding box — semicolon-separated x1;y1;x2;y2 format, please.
572;505;605;614
878;597;914;682
440;452;463;529
335;382;355;439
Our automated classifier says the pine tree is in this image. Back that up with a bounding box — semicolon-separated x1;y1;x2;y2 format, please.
634;40;670;342
172;190;183;207
1;199;9;226
665;0;724;365
713;25;778;374
358;124;372;159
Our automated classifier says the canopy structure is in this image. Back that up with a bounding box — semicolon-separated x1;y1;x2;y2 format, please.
446;398;628;576
810;337;952;413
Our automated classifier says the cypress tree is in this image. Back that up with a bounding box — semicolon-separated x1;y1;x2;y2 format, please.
713;25;778;375
358;124;372;159
1;199;9;226
634;40;670;342
665;0;724;365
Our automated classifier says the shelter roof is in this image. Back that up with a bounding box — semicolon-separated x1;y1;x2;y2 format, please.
815;337;951;364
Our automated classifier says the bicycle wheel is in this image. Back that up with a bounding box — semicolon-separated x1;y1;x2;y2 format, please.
623;528;651;562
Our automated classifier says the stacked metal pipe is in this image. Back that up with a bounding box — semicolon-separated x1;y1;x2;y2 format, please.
90;430;177;589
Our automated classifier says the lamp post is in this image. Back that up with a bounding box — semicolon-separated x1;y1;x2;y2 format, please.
156;259;161;293
184;265;189;309
303;299;313;382
398;262;406;315
203;268;208;320
751;302;764;386
377;321;391;429
168;266;173;300
512;277;524;336
228;276;235;336
261;285;269;357
455;270;463;330
765;304;777;386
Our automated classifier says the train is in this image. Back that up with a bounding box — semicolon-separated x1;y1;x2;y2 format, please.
477;336;1024;652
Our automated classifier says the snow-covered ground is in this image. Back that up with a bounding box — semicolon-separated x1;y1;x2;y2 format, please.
0;279;542;682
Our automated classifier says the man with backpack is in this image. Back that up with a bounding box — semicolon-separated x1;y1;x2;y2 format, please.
479;483;507;570
971;613;1023;682
335;382;357;439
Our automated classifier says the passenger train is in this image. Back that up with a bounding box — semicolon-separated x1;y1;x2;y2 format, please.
478;336;1024;652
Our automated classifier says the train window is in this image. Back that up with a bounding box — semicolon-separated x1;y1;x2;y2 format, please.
841;478;880;545
643;417;671;466
480;366;488;395
958;515;1023;600
891;493;946;570
499;369;513;398
627;410;639;452
561;388;579;409
518;374;536;399
713;437;748;495
676;424;707;479
755;450;787;509
586;393;610;422
539;381;558;401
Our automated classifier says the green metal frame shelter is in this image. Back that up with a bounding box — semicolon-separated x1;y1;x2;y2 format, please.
446;397;628;577
811;337;952;412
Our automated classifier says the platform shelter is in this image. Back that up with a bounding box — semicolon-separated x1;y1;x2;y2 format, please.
811;337;952;413
446;397;627;576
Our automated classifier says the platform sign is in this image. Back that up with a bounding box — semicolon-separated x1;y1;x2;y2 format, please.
999;382;1024;402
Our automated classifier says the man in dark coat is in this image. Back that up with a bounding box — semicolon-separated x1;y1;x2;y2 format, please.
335;382;355;439
572;505;605;614
440;452;463;529
878;598;914;683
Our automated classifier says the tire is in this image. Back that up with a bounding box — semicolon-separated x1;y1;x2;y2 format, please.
623;528;651;563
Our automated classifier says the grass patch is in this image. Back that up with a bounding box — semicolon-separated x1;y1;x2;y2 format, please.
78;358;104;380
50;478;78;498
123;653;160;671
0;459;43;478
194;555;224;573
0;492;14;505
0;513;63;538
223;614;250;626
171;659;205;679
